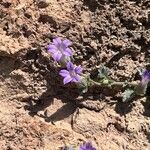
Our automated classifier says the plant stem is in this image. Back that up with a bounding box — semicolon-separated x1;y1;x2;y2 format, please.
88;78;138;87
81;74;139;88
110;81;138;87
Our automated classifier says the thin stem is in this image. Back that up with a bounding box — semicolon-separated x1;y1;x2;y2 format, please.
87;77;138;87
81;73;139;88
88;78;102;86
110;81;138;87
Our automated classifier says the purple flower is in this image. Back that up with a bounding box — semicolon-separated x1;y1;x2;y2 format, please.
136;70;150;95
59;62;83;84
141;70;150;85
79;142;96;150
48;37;72;61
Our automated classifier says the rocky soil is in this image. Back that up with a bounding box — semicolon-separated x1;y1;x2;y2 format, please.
0;0;150;149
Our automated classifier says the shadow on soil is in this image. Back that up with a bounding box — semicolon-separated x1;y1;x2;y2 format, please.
142;100;150;117
24;88;79;122
21;48;150;122
20;46;81;122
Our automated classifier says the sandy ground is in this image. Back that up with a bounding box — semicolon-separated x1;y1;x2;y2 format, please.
0;0;150;149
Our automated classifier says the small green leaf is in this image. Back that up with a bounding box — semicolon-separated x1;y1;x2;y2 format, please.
102;79;109;84
135;82;148;96
122;89;135;102
77;77;88;94
137;67;146;76
97;66;111;80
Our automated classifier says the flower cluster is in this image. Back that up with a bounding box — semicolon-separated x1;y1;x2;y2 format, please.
59;62;83;84
47;37;149;101
141;70;150;85
48;37;82;85
80;142;96;150
48;37;72;62
135;69;150;95
64;142;96;150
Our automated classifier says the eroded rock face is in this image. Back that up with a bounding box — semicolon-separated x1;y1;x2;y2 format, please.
0;0;150;149
0;33;29;57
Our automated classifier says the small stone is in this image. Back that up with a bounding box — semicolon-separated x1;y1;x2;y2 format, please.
0;34;29;57
37;0;50;8
90;41;97;49
110;39;125;48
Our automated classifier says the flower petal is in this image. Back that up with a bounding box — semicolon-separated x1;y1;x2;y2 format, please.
63;39;72;47
80;142;96;150
52;52;62;61
47;45;57;53
75;66;83;74
53;37;62;46
59;70;70;77
72;75;80;83
142;70;150;81
63;76;72;84
64;48;73;56
141;70;150;85
67;62;74;71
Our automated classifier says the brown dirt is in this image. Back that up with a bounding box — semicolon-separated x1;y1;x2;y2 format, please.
0;0;150;149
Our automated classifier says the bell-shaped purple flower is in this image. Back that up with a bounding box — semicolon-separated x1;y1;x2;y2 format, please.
141;70;150;85
136;70;150;95
59;62;83;84
48;37;73;62
79;142;96;150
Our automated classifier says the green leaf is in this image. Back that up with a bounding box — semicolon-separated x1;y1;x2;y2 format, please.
137;67;146;76
135;82;148;96
97;66;111;80
122;89;135;102
77;77;88;94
